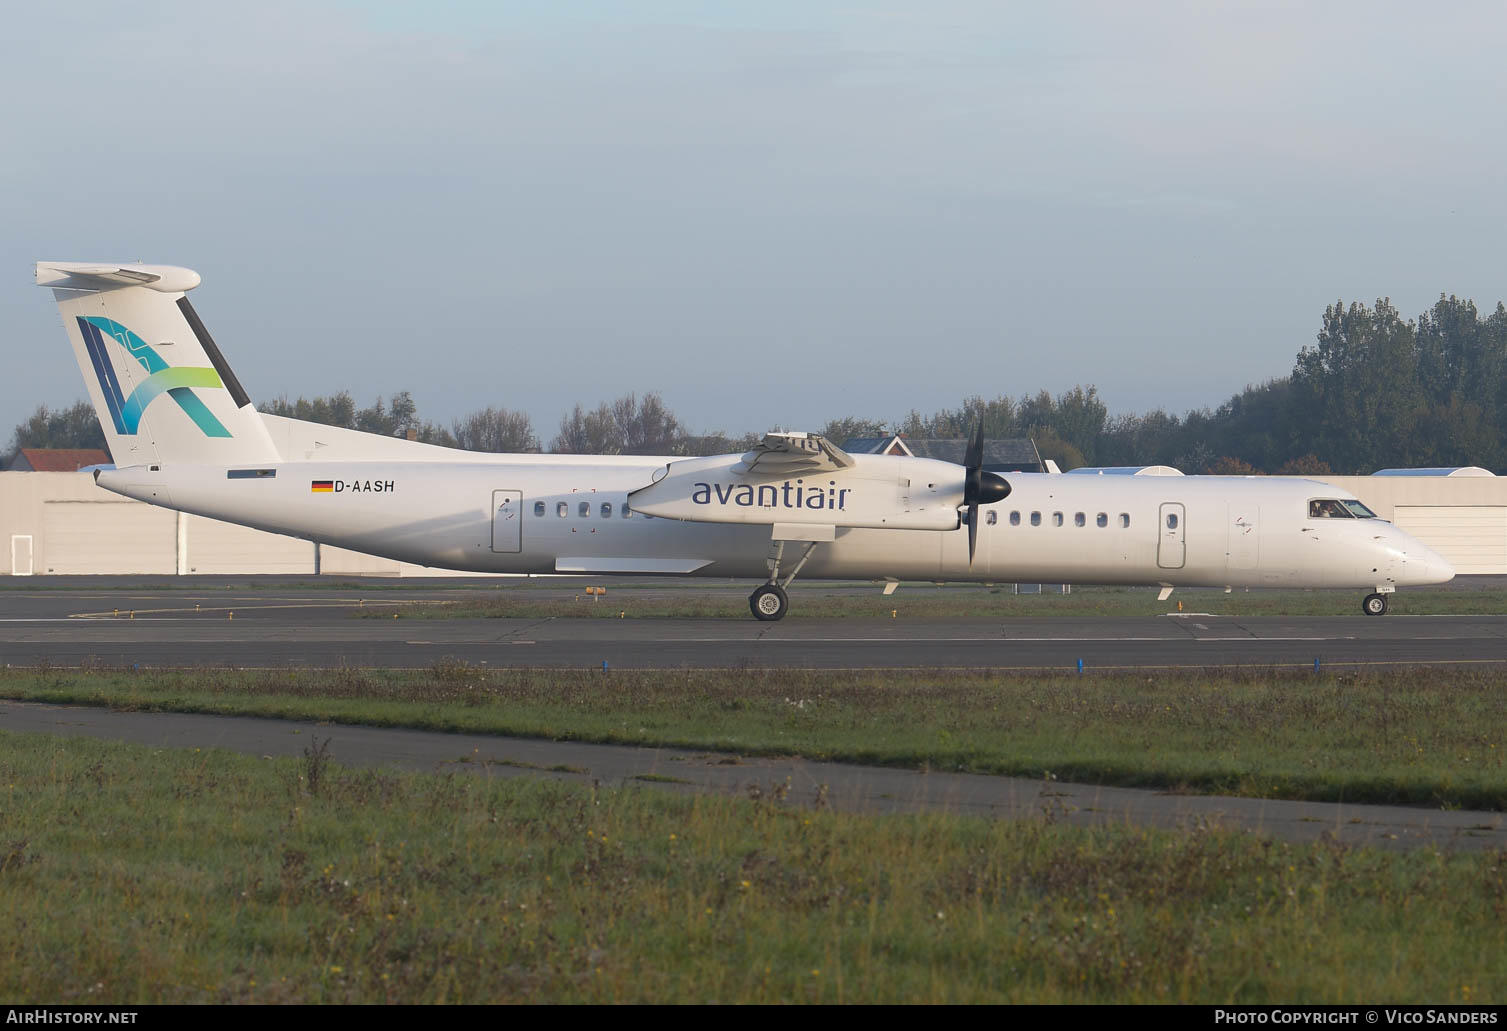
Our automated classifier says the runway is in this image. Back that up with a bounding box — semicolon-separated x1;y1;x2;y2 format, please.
0;581;1504;669
3;698;1502;851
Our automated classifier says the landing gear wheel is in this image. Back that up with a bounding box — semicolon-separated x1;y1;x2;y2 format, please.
1362;592;1389;616
750;584;789;621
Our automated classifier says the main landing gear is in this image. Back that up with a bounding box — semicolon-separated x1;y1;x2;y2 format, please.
749;539;820;621
1362;592;1389;616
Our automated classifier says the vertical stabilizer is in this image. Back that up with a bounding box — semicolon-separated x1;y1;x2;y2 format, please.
37;262;279;467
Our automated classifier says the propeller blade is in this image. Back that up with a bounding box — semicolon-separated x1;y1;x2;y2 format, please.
964;422;984;505
960;423;1009;564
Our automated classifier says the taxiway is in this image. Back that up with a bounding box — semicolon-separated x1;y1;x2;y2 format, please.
0;582;1502;670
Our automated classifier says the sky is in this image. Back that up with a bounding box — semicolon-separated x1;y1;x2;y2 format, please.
3;1;1504;441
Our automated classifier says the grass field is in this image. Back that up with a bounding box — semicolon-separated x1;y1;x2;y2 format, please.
3;665;1503;810
1;730;1501;1004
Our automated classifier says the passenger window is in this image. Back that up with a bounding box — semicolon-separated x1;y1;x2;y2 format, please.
601;502;613;518
1053;512;1064;527
1120;513;1130;528
986;511;997;525
1009;511;1020;526
1030;512;1041;527
1166;513;1178;530
1074;512;1086;527
1096;512;1107;528
557;502;568;518
579;501;590;518
533;501;545;517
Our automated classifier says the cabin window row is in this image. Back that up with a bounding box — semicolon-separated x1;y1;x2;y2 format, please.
994;510;1131;529
532;500;639;519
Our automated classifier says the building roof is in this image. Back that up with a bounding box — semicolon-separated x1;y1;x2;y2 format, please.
1066;465;1185;476
839;435;1044;472
840;436;893;455
9;448;112;472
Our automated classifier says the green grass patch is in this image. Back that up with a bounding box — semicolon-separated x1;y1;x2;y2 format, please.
3;665;1504;809
0;730;1502;1003
357;585;1507;620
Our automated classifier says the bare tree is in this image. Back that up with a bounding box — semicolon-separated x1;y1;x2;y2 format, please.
675;431;762;456
551;402;618;454
815;416;887;445
551;392;682;454
613;392;681;453
451;406;538;453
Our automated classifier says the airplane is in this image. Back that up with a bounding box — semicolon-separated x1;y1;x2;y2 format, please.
36;260;1455;619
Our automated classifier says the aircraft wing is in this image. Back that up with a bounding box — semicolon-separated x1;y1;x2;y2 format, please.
733;432;855;476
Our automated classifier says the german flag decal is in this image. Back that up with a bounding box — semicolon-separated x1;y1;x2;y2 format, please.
311;480;334;493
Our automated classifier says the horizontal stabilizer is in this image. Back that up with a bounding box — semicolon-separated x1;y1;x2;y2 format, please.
37;262;202;294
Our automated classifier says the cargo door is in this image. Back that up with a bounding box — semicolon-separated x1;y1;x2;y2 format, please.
1226;504;1259;578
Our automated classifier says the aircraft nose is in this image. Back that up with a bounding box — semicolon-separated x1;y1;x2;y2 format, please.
1407;545;1455;586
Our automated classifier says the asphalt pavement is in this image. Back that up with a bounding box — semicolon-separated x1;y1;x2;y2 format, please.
0;579;1502;670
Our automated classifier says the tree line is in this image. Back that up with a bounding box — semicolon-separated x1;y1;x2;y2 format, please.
7;293;1506;474
841;293;1507;475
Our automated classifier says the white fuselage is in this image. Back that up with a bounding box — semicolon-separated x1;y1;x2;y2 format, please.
97;459;1455;591
40;261;1453;598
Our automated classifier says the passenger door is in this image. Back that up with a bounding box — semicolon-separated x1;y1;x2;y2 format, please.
491;490;523;553
1157;503;1185;569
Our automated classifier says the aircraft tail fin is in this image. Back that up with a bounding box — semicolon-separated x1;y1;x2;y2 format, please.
37;262;279;467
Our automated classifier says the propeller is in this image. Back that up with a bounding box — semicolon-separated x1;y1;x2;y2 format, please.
962;423;1011;563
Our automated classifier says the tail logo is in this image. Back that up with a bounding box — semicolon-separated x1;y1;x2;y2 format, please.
77;316;232;438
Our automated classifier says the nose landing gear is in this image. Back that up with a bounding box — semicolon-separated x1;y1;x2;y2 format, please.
1362;592;1389;616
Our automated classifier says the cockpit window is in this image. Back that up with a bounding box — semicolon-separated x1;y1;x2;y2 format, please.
1308;499;1354;519
1341;499;1377;519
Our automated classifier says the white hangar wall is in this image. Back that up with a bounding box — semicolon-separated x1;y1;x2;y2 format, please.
1;472;313;575
6;469;1507;576
0;472;470;577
